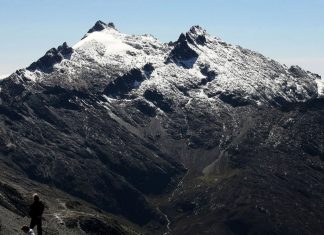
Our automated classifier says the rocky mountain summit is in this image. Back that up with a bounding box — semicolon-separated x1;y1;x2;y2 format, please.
0;21;323;235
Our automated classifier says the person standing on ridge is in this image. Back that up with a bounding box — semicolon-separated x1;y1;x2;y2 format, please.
28;193;44;235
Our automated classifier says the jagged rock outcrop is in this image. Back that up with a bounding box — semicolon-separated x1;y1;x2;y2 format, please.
27;42;73;73
84;20;116;39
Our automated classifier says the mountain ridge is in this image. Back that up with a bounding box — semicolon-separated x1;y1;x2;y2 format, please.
7;21;320;106
0;21;323;235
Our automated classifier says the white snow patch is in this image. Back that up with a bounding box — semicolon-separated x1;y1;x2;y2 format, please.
194;89;209;99
68;27;165;72
102;94;116;103
315;79;324;97
0;74;9;79
73;28;136;56
23;70;37;82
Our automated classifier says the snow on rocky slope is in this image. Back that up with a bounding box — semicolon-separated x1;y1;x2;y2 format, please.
0;74;9;80
316;78;324;97
12;20;320;107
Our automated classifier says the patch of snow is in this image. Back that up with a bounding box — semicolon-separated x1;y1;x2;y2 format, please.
102;94;116;103
73;28;136;55
0;74;9;79
24;70;38;82
193;89;209;99
316;79;324;97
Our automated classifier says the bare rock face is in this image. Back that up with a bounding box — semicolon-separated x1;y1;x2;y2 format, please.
27;42;73;73
167;33;199;67
0;21;323;235
104;68;147;98
87;20;116;34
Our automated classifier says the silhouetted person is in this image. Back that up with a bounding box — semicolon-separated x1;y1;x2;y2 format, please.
28;194;44;235
21;225;35;235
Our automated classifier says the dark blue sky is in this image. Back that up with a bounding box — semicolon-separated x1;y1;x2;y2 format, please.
0;0;323;76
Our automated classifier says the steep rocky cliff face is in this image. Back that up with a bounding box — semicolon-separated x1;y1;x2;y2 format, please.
0;21;323;235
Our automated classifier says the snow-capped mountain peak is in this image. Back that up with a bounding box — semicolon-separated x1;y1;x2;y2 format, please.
187;25;209;44
6;20;321;106
189;25;206;35
74;24;134;55
86;21;116;34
